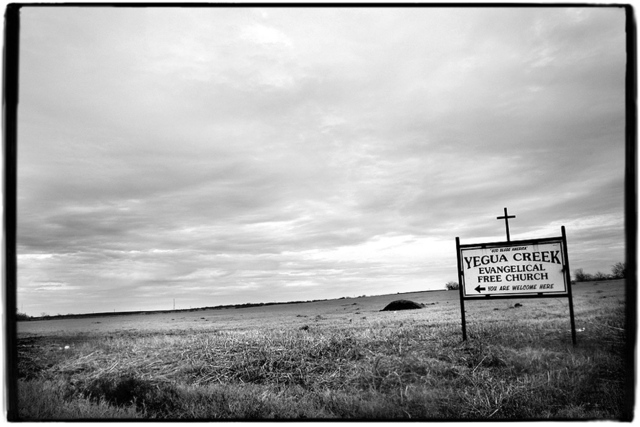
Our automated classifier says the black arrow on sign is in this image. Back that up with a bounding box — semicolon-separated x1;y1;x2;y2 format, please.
475;285;486;294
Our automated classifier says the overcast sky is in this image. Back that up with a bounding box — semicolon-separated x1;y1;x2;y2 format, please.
16;6;627;316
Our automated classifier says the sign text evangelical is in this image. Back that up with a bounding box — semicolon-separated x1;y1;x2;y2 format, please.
460;240;567;297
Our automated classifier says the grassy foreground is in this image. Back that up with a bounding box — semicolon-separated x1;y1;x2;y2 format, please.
16;281;632;420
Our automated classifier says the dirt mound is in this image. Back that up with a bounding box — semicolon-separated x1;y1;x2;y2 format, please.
381;299;424;311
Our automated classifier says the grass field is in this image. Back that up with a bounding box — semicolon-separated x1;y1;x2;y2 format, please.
15;280;632;420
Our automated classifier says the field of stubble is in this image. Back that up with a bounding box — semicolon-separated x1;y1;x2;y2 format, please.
16;280;631;420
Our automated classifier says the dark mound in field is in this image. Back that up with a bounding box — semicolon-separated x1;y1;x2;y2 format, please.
381;299;424;311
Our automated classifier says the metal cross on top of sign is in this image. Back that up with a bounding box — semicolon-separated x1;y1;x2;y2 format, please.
497;207;516;242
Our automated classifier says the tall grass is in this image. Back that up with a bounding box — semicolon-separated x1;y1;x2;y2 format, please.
16;285;630;420
17;379;141;420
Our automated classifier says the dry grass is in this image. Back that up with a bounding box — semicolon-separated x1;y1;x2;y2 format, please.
16;280;631;420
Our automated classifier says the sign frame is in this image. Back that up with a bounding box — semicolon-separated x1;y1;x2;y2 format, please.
455;226;576;345
459;238;567;297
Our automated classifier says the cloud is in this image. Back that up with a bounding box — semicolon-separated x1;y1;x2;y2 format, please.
16;7;627;316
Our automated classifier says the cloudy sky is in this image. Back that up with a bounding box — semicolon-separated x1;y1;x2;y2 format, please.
16;6;627;316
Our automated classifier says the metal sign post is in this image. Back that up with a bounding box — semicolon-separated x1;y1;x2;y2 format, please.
455;237;467;341
455;221;577;345
562;226;577;346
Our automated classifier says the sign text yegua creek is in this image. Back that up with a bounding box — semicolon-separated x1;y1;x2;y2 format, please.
461;242;566;296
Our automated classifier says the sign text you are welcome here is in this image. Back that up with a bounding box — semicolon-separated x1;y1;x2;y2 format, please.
461;241;567;296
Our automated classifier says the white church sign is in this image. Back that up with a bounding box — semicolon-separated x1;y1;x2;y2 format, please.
454;208;576;345
459;240;567;297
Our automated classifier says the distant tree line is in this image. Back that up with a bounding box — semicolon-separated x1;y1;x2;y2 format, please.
445;281;459;290
16;311;30;321
14;263;629;321
574;262;626;282
14;297;337;321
